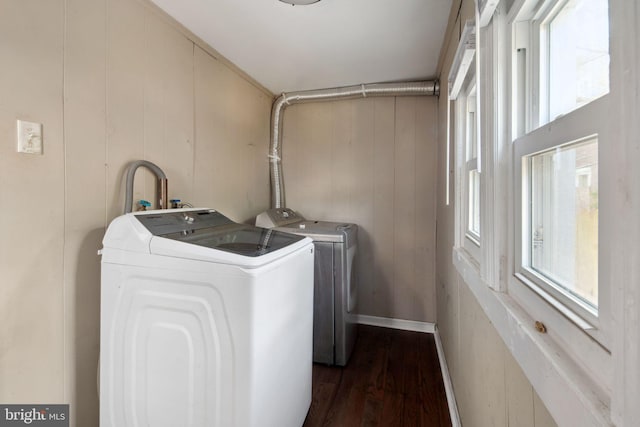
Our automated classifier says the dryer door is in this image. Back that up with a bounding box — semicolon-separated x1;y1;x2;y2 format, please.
312;242;335;365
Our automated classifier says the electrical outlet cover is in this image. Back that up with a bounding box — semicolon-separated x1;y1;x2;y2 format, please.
17;119;43;154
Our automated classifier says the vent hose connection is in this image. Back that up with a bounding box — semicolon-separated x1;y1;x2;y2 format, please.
269;80;439;209
123;160;168;214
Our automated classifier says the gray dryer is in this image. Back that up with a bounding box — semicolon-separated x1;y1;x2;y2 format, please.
256;208;358;366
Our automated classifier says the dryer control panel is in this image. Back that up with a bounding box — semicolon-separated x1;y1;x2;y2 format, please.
255;208;305;228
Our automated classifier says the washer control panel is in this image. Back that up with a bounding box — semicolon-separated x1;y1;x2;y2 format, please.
135;209;233;235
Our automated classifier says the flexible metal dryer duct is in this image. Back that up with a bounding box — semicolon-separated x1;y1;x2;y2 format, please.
269;80;439;208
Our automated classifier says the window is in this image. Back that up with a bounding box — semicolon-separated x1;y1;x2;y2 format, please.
546;0;609;121
521;135;599;316
449;20;481;262
465;87;481;246
511;0;609;340
514;0;610;131
449;0;620;420
457;74;481;261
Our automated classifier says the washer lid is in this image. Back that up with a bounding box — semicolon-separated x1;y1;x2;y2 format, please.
102;208;311;267
136;209;306;257
157;223;305;257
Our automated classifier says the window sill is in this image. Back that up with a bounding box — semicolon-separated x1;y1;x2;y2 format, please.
452;247;611;427
514;273;594;330
462;236;481;265
513;272;607;346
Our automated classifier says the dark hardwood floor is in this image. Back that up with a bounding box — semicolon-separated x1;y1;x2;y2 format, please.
303;325;452;427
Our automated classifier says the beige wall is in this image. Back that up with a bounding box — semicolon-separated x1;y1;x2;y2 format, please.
282;97;438;322
0;0;272;426
435;0;557;426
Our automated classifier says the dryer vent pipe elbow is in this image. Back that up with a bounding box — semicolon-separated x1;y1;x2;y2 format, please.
269;80;440;209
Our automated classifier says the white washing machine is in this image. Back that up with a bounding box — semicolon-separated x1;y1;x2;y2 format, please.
256;208;358;366
100;208;314;427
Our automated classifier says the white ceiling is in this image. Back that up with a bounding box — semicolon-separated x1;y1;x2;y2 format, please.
151;0;452;94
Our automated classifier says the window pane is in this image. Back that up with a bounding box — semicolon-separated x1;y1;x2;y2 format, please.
548;0;609;121
466;93;477;161
468;169;480;238
467;110;477;160
529;137;598;309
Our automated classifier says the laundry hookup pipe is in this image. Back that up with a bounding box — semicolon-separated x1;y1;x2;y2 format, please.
123;160;169;214
269;80;439;209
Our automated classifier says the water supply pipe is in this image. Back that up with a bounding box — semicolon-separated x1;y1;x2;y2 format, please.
269;80;439;209
123;160;168;214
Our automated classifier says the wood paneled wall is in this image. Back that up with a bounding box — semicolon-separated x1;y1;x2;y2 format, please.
0;1;271;426
281;97;438;322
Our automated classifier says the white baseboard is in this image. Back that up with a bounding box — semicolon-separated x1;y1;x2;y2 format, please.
354;314;436;333
434;327;461;427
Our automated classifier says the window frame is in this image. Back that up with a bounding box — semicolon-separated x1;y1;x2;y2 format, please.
519;0;611;131
465;89;481;244
460;82;481;260
449;20;482;264
508;0;612;380
512;96;607;338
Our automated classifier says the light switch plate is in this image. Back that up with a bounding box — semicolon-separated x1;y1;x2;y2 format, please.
17;120;43;154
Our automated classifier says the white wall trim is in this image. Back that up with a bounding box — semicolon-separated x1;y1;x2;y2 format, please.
434;326;462;427
355;315;436;333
